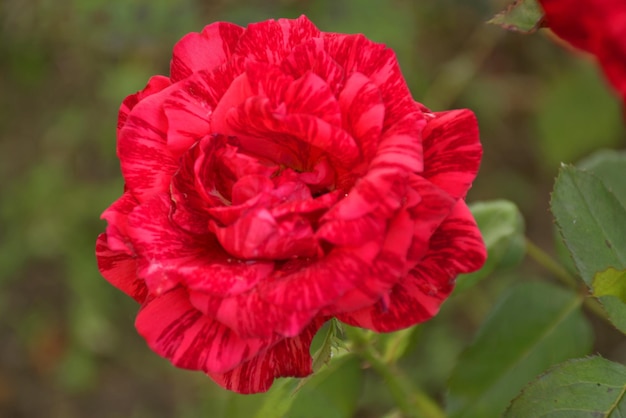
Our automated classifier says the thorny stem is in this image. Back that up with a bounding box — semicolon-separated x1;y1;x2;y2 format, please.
525;238;612;323
346;328;446;418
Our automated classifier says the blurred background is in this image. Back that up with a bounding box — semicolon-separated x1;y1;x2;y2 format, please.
1;0;625;417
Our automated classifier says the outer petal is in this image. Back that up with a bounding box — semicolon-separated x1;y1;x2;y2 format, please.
208;317;326;394
96;234;147;303
118;76;171;135
233;15;321;65
422;109;482;200
189;289;318;338
162;82;212;155
170;22;244;82
323;33;418;130
135;287;278;373
100;191;139;253
118;83;180;201
338;200;486;331
125;193;274;297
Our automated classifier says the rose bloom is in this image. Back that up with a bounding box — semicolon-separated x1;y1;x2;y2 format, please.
539;0;626;101
96;16;486;393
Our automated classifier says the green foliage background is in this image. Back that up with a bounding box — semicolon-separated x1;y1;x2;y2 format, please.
1;0;624;417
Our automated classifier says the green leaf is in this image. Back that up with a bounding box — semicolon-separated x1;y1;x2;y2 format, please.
551;165;626;286
447;282;593;418
578;149;626;208
592;268;626;334
504;356;626;417
487;0;545;33
455;200;526;292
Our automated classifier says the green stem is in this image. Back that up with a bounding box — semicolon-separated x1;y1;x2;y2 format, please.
346;328;445;418
525;238;578;288
525;238;611;323
421;24;504;110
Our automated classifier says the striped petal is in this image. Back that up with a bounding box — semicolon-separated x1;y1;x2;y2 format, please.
135;287;278;374
170;22;244;82
96;234;147;303
162;81;213;155
325;176;455;313
208;317;325;394
323;33;418;132
338;72;385;164
259;247;375;312
422;109;482;199
118;76;171;135
118;83;180;201
233;16;321;65
339;200;486;331
125;193;275;299
281;38;345;95
100;191;139;253
189;289;318;338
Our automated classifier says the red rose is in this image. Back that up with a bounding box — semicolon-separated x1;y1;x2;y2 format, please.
96;15;486;393
539;0;626;101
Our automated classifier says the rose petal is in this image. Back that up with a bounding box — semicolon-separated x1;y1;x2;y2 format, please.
208;317;325;394
281;38;345;95
96;234;147;303
189;290;318;338
233;15;321;65
338;200;486;331
135;287;278;374
539;0;626;100
323;33;417;131
211;208;320;260
163;84;212;155
338;72;385;164
325;176;456;313
170;22;244;82
405;175;457;262
118;76;171;135
322;166;408;222
118;83;182;201
126;193;276;299
101;191;139;253
368;112;425;174
259;247;375;312
422;109;482;200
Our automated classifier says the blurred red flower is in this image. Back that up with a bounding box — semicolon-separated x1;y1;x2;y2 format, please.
539;0;626;100
96;15;486;393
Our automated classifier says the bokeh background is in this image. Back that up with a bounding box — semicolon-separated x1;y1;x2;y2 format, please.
1;0;625;417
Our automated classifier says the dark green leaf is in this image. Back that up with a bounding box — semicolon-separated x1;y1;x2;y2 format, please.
455;200;525;292
504;356;626;417
488;0;545;33
551;165;626;285
447;282;593;418
578;149;626;208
